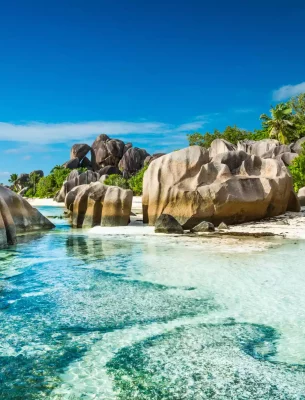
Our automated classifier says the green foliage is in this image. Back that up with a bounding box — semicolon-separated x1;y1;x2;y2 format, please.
24;187;35;197
103;174;130;190
128;165;148;195
104;166;148;195
8;173;18;191
35;175;58;198
35;166;85;198
260;103;296;144
187;126;253;148
289;145;305;192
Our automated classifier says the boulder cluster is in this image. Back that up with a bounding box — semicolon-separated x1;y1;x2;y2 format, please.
143;138;301;230
62;134;160;178
0;186;54;248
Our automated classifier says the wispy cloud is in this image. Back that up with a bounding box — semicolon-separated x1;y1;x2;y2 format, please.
273;82;305;101
23;155;32;160
0;171;10;177
0;117;209;145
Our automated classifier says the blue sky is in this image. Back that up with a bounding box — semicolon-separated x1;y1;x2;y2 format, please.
1;0;305;183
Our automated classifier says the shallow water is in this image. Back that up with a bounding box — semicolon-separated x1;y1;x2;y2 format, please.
0;206;305;399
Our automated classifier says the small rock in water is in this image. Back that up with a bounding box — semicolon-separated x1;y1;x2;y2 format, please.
155;214;184;234
191;221;215;233
218;222;229;230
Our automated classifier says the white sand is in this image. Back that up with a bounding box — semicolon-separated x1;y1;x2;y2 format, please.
27;198;66;207
28;196;305;244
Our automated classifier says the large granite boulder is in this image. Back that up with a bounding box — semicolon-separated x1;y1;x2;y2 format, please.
298;187;305;207
70;144;91;161
65;182;132;228
63;158;80;169
91;134;126;169
143;146;298;228
118;147;150;176
0;187;54;248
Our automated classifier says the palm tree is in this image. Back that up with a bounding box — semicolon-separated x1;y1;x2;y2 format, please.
8;173;18;191
260;103;295;144
29;172;40;196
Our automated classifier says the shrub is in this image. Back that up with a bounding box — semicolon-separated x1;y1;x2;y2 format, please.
24;188;35;197
289;145;305;192
103;174;130;190
128;166;148;195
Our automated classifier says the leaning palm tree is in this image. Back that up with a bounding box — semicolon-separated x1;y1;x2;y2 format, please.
260;103;295;144
8;173;18;191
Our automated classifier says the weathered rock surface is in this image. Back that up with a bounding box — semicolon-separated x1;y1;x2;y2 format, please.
143;146;298;228
209;139;236;158
65;182;132;228
191;221;215;233
238;139;280;157
218;222;229;230
154;214;184;234
0;187;54;248
298;187;305;207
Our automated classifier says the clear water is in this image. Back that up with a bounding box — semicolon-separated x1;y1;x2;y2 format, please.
0;206;305;399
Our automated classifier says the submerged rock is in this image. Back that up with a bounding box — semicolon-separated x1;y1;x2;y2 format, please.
0;186;54;248
154;214;184;234
218;222;229;230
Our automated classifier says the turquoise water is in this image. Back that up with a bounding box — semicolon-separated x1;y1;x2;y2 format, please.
1;206;305;399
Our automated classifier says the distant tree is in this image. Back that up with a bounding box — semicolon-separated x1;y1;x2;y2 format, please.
8;173;18;191
260;103;295;144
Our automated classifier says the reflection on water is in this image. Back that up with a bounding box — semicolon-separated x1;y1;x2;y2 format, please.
0;206;305;399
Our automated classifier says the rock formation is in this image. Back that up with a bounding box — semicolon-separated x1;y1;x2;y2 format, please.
65;182;133;228
0;186;54;248
143;146;299;229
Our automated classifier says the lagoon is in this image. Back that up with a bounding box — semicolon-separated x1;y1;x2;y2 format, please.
0;206;305;399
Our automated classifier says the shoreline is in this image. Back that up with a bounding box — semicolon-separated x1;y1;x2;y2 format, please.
27;197;305;242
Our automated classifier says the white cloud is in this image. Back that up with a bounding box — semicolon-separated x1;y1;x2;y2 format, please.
0;171;10;176
273;82;305;101
0;118;208;145
23;155;32;160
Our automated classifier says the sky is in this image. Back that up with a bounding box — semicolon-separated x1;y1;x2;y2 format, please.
1;0;305;183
